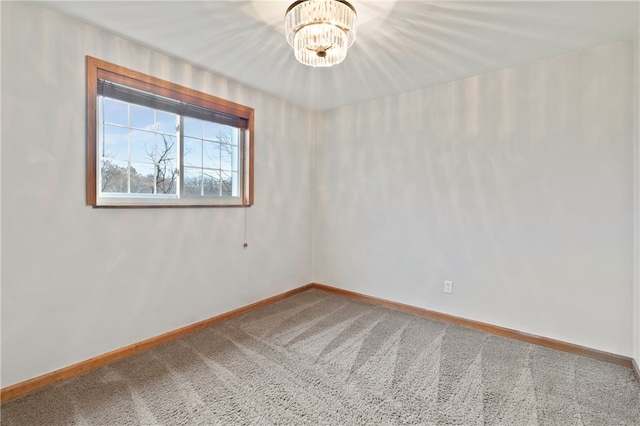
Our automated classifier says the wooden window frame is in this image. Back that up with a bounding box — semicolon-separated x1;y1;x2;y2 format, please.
86;56;254;207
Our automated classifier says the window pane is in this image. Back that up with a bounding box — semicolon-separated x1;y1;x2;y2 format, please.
130;162;155;194
130;104;155;130
156;169;178;195
156;111;177;134
130;130;156;163
183;116;202;138
221;126;235;145
204;121;221;141
231;171;239;196
101;159;129;193
183;137;202;167
221;170;233;196
183;167;202;196
156;134;177;170
102;125;128;160
156;162;177;195
102;97;128;125
203;142;220;170
220;144;236;171
203;170;221;196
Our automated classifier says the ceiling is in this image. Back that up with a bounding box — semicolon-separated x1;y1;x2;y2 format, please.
43;1;639;110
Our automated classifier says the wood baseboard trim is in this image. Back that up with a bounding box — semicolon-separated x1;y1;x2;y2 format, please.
1;283;313;403
4;282;636;402
310;283;635;370
633;359;640;383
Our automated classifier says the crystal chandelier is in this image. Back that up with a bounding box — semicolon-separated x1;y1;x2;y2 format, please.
285;0;357;67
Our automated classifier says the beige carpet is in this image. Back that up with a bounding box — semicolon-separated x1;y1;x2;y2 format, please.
2;289;639;425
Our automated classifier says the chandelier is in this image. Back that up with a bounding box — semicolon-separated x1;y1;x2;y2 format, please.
285;0;357;67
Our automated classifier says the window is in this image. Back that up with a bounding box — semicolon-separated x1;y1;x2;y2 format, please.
86;56;254;207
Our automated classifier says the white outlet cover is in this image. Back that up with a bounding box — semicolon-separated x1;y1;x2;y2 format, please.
444;280;453;294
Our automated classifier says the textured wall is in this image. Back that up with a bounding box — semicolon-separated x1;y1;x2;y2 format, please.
634;32;640;366
1;2;313;387
314;42;635;356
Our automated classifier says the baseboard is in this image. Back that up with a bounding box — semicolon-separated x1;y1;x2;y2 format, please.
3;281;636;402
310;283;635;370
1;284;313;403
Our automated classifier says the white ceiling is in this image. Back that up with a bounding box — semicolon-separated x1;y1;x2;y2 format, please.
43;1;639;110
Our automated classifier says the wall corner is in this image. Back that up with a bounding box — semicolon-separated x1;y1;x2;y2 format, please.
633;30;640;366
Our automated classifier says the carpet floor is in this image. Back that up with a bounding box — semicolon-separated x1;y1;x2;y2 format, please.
2;289;639;425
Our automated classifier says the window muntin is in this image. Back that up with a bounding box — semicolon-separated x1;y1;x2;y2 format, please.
86;56;254;207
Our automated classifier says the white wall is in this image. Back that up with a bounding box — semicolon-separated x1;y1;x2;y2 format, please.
314;42;635;357
0;1;3;381
634;32;640;366
0;2;314;388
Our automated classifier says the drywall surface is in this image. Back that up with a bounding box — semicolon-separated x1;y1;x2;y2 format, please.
314;42;635;356
634;32;640;365
1;2;313;388
0;1;3;380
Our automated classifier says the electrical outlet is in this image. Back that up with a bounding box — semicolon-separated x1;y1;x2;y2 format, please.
444;280;453;294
